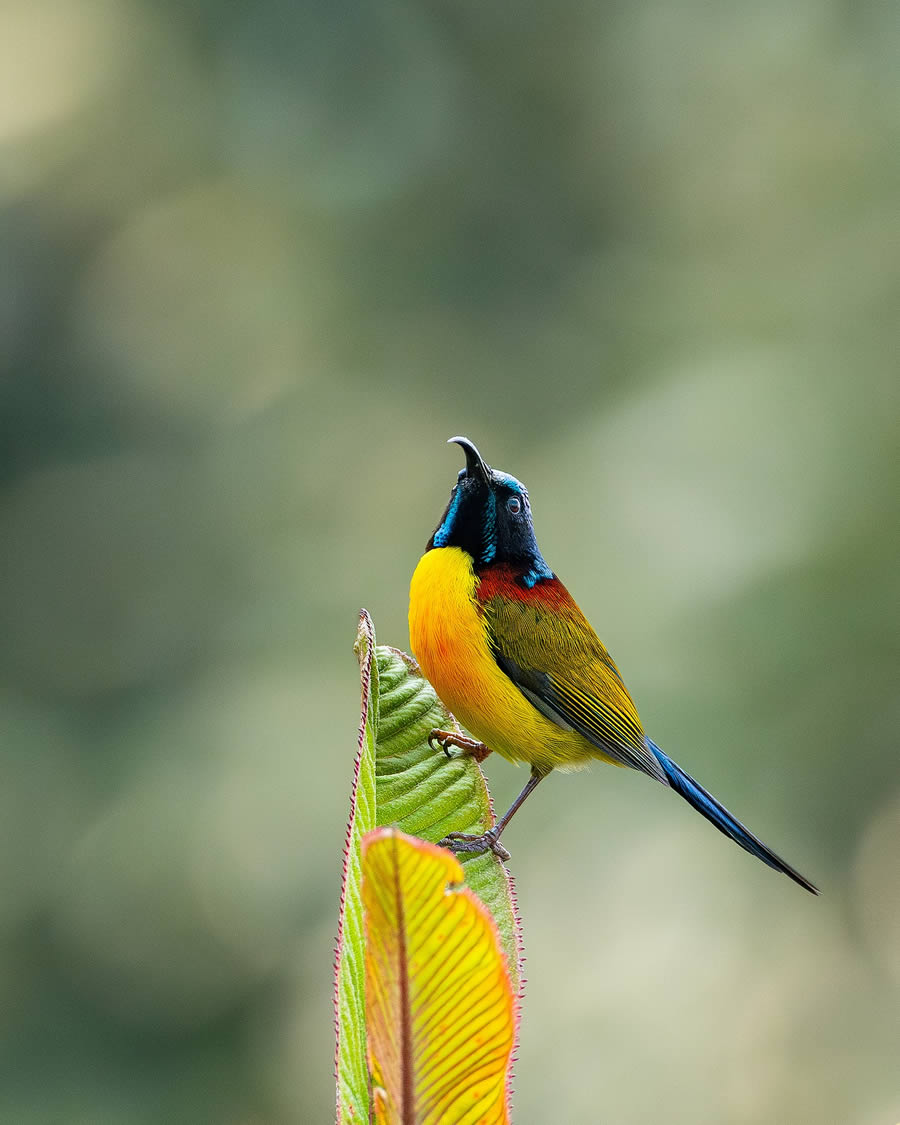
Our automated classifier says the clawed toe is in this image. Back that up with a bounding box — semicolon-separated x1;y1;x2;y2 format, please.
428;729;456;758
427;728;492;763
438;830;511;863
490;839;511;861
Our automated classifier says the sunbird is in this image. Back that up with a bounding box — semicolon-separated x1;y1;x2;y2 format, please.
409;437;818;894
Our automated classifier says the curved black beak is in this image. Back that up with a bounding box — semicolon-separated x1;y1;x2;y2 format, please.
448;436;491;484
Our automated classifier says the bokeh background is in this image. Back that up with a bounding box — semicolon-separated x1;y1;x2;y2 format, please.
2;0;899;1121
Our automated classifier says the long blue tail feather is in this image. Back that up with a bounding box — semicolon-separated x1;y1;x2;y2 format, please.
646;738;818;894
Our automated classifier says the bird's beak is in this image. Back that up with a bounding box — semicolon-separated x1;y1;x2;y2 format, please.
448;436;490;484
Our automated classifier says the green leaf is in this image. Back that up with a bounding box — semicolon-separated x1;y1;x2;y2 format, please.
363;828;515;1125
335;613;523;1123
334;610;378;1123
373;646;521;991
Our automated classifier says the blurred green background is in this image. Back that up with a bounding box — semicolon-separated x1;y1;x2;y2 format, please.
2;0;899;1121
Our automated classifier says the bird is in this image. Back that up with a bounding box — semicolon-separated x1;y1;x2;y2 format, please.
408;436;818;894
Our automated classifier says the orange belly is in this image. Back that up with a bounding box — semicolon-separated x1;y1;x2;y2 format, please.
408;546;595;773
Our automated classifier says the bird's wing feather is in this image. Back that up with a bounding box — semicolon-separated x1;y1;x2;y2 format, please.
477;569;665;780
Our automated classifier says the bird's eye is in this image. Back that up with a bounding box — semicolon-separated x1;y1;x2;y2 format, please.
506;496;521;515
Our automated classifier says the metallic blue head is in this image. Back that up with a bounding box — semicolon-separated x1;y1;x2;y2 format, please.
427;437;553;585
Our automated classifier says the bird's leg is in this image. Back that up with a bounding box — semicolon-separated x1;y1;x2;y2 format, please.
428;728;492;763
439;768;546;862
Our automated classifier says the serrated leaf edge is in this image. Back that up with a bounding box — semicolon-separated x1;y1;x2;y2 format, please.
334;608;378;1123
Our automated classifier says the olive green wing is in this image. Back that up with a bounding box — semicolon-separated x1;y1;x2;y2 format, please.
479;579;666;781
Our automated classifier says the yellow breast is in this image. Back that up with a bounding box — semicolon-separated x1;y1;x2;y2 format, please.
408;547;592;772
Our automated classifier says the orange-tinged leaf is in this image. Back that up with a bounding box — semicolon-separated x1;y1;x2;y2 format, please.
363;828;515;1125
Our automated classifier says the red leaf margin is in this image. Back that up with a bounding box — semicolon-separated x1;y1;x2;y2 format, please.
334;608;377;1122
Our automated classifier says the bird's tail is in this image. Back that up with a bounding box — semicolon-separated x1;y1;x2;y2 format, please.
645;738;818;894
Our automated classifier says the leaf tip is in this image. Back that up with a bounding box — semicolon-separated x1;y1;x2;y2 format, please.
354;608;375;662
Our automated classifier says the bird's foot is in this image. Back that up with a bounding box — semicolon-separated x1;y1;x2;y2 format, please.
438;827;511;863
428;728;492;763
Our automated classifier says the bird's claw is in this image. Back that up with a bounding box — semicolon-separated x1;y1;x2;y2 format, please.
428;728;492;763
427;728;456;759
438;829;511;863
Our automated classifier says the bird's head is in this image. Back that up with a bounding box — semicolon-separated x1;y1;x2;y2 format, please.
427;437;553;584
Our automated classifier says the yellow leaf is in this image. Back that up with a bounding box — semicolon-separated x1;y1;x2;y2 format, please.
363;828;516;1125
